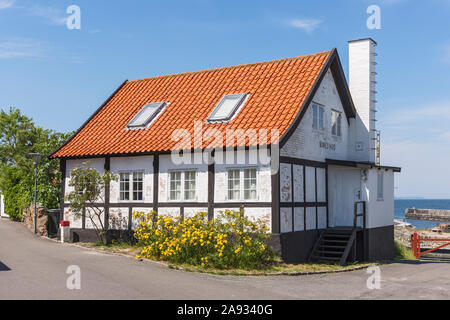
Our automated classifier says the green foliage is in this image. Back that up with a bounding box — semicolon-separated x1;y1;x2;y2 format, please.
134;210;275;270
394;240;417;260
65;162;117;242
0;107;72;221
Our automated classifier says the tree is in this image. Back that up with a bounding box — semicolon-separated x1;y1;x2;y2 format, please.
0;107;72;220
65;162;117;243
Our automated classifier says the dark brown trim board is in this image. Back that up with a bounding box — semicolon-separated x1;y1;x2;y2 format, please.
280;156;327;168
271;158;281;235
208;162;215;221
59;158;66;223
153;155;159;214
104;157;111;230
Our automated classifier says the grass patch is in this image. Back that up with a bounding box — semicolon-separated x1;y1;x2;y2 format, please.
168;259;373;276
394;240;417;260
75;242;372;276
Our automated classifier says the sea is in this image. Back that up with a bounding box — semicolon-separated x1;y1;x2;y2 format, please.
395;199;450;230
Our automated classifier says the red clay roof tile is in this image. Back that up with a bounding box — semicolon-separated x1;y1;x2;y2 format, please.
51;50;332;158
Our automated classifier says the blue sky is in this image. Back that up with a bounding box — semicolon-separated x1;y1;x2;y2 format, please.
1;0;449;198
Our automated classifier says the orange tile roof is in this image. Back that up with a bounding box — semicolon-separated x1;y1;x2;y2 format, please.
51;50;333;158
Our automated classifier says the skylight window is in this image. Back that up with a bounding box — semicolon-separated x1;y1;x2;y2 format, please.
127;102;166;129
207;93;248;122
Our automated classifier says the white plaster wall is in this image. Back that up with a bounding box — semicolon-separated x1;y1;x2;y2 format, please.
281;69;350;162
184;207;208;219
305;207;316;230
293;165;304;202
318;207;327;229
109;207;129;230
280;207;292;233
294;207;304;231
213;207;272;233
64;207;82;228
158;207;181;218
280;163;292;202
159;154;208;203
65;158;105;204
215;150;272;203
130;207;154;230
110;156;154;204
305;167;316;202
317;168;327;202
85;207;105;230
362;169;395;229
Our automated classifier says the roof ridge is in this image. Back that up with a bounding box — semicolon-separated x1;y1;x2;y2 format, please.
129;50;332;83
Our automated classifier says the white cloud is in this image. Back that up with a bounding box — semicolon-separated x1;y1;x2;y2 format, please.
0;0;14;10
26;5;67;26
0;37;45;59
286;19;322;33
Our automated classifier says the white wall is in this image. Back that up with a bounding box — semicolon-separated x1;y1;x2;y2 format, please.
281;69;351;162
362;169;395;229
110;155;154;204
159;154;209;204
65;158;105;205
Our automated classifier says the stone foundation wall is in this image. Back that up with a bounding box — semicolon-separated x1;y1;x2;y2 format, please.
22;205;48;237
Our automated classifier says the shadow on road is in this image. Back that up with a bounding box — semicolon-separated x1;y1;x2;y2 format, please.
392;259;450;265
0;261;11;271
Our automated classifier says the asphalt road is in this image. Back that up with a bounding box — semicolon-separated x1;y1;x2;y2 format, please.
1;218;450;300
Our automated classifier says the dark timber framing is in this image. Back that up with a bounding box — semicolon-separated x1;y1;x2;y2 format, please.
59;158;66;224
208;162;215;221
104;157;111;230
279;156;329;233
153;155;159;214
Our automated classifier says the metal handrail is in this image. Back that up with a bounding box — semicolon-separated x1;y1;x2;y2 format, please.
353;201;366;230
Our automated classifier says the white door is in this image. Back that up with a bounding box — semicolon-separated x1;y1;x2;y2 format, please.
328;167;361;227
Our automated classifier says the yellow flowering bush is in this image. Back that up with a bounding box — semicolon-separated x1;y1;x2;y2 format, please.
133;209;274;270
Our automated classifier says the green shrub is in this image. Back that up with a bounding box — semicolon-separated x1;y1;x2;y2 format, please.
394;240;417;260
133;210;274;270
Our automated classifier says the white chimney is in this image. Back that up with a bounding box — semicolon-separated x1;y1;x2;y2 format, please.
349;38;378;164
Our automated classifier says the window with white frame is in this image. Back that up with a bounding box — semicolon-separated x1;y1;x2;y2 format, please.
120;171;144;201
207;93;248;122
227;168;257;201
331;110;342;137
169;171;196;201
312;104;324;131
377;171;384;201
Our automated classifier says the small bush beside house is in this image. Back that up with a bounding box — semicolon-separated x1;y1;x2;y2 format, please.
133;210;274;270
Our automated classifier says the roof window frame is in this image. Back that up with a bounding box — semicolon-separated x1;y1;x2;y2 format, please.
207;93;248;123
127;102;167;130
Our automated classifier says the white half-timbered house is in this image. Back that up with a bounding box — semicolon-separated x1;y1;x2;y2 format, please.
51;38;400;262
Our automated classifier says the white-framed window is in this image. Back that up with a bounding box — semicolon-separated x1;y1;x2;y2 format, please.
127;102;166;129
227;168;258;201
120;171;144;201
169;171;197;201
377;171;384;201
331;110;342;137
312;104;324;131
207;93;248;122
